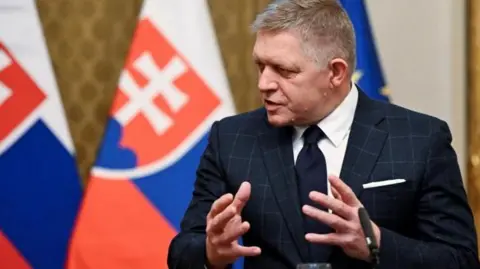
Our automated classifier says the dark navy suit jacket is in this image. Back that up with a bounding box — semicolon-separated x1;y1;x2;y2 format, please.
168;90;479;269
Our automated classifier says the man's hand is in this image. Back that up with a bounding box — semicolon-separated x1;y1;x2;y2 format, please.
205;182;261;268
302;175;381;262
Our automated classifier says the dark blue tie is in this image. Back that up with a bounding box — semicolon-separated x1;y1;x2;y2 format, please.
295;125;331;262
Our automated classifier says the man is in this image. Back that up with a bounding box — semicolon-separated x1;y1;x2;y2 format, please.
168;0;479;268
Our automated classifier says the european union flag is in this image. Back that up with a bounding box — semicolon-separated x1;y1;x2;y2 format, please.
340;0;390;102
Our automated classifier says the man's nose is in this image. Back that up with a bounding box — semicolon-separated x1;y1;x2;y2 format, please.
257;67;278;92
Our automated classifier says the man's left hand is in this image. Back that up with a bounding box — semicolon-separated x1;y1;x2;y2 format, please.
302;175;381;262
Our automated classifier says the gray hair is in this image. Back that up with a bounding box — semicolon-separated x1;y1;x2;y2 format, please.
251;0;356;75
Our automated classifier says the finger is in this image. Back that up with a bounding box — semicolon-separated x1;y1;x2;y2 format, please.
208;204;237;234
331;186;342;201
216;220;251;244
207;193;234;221
231;182;251;212
328;175;361;207
302;205;351;231
309;191;352;219
305;232;343;246
232;244;262;257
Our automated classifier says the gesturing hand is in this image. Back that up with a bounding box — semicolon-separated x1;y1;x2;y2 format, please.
302;175;381;262
205;182;261;268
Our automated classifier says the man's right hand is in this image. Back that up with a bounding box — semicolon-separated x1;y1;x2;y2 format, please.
205;182;262;268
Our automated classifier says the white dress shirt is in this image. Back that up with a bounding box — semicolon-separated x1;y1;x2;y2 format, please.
292;84;359;198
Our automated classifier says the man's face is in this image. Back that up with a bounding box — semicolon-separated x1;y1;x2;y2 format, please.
253;29;333;127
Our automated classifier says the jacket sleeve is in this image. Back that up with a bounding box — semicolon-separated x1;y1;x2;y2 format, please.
167;121;232;269
377;120;479;269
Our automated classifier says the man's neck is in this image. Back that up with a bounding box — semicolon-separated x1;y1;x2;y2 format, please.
318;82;352;123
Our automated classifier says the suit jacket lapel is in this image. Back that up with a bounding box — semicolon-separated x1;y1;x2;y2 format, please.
340;90;388;198
258;120;310;262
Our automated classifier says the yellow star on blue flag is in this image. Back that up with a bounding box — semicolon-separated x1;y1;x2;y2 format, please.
340;0;390;102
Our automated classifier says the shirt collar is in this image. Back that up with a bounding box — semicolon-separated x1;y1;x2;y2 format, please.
293;83;359;147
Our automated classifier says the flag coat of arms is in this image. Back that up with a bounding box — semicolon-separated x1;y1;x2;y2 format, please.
0;0;82;268
67;0;236;268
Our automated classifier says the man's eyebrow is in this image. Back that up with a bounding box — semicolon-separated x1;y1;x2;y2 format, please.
252;54;261;62
252;54;300;70
252;55;279;65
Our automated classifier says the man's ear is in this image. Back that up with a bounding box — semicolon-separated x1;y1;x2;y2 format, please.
328;58;349;88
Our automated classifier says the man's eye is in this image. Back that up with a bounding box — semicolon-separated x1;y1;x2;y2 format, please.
256;63;265;72
276;66;294;77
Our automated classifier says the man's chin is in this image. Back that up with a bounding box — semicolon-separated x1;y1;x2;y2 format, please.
266;114;291;127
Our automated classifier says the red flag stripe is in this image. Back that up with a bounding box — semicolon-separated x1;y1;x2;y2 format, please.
0;230;32;269
67;177;177;269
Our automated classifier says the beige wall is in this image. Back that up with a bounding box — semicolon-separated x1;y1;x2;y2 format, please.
367;0;467;183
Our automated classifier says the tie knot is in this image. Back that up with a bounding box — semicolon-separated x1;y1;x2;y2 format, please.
303;125;325;144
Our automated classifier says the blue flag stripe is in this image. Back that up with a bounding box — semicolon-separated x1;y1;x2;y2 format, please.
0;120;82;269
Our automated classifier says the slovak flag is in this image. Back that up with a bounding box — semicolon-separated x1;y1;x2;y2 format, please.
0;0;82;268
67;0;237;268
